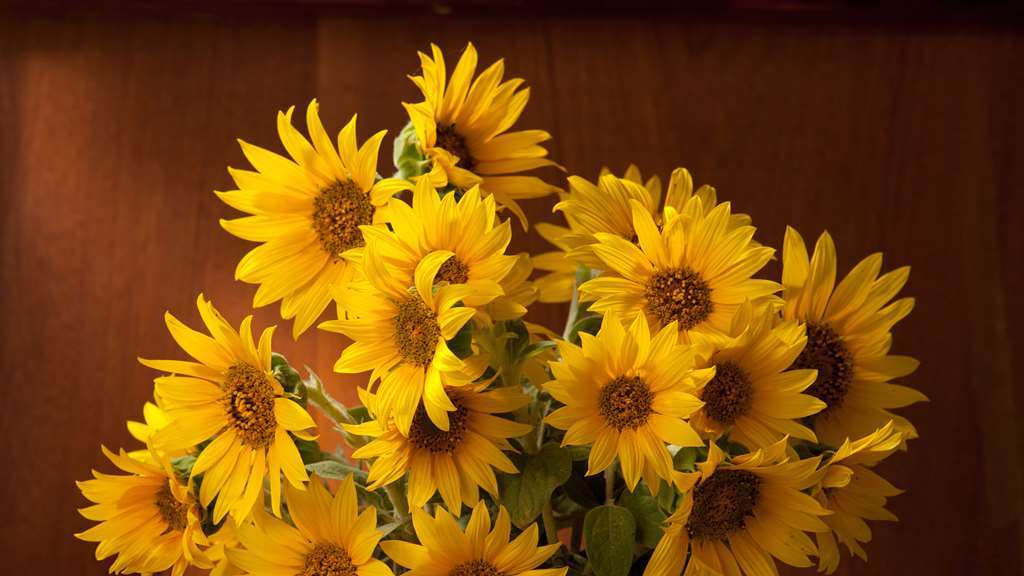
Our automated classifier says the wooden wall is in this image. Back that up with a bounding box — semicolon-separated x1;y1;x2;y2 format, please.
1;5;1021;574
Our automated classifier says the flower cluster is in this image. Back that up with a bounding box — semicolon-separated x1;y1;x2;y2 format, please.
76;43;925;576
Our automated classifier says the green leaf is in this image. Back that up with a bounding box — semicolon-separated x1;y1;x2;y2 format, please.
568;315;601;345
499;443;572;528
583;505;636;576
295;437;325;465
673;447;698;472
617;485;667;548
655;481;677;513
393;121;426;179
446;321;474;359
305;460;367;481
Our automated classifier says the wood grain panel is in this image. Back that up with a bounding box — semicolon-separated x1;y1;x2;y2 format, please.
1;7;1020;575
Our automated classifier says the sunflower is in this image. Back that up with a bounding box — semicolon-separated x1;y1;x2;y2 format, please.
543;312;708;490
645;440;830;576
579;197;778;343
360;178;516;312
532;222;577;304
382;503;566;576
813;421;906;574
345;384;533;513
320;250;485;435
780;227;926;446
76;446;211;576
689;303;826;450
403;42;560;227
141;294;317;521
126;399;180;463
481;252;538;324
206;520;244;576
227;475;393;576
218;99;411;338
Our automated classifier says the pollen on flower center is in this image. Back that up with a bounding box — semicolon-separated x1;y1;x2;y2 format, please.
394;295;442;367
598;375;654;430
222;362;278;448
408;398;470;454
302;542;357;576
702;361;754;425
686;469;761;541
450;559;503;576
644;267;713;330
312;179;374;259
793;323;853;414
436;256;470;284
154;484;189;533
436;124;476;170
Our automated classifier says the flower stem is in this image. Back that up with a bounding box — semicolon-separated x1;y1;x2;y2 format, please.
541;500;559;547
384;483;410;520
604;466;616;504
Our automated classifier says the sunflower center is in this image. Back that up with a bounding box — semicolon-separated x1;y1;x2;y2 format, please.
222;362;278;448
686;469;761;541
302;542;357;576
155;484;189;533
408;397;470;454
644;267;713;330
436;124;475;170
312;179;374;259
394;296;442;367
598;375;654;430
792;323;853;415
436;256;470;284
702;361;754;425
450;560;503;576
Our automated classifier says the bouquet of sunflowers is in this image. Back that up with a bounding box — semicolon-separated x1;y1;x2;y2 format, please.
76;43;926;576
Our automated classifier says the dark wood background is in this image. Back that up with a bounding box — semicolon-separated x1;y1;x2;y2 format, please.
1;4;1022;574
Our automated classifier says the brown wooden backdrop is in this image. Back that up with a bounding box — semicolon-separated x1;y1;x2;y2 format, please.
1;4;1022;575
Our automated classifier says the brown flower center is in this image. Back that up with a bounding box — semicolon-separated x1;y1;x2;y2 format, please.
436;124;475;170
436;256;470;284
792;323;853;415
450;560;503;576
408;397;470;454
155;484;189;533
302;542;357;576
598;375;654;430
222;362;278;448
394;295;442;367
701;361;754;425
686;469;761;541
312;179;374;259
644;267;713;330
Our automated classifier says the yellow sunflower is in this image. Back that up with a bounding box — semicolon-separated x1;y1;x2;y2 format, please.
218;99;411;338
360;178;516;312
141;294;317;521
126;399;179;463
813;421;906;574
227;475;392;576
482;252;538;324
537;167;748;304
543;312;708;490
382;503;567;576
206;520;244;576
345;384;533;513
689;303;826;450
579;197;778;343
532;222;577;304
320;250;485;434
780;227;926;446
403;42;560;227
76;446;211;576
646;440;830;576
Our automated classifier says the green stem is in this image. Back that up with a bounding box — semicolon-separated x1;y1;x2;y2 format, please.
562;280;581;341
541;501;559;547
384;483;410;520
304;379;367;449
604;466;616;504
